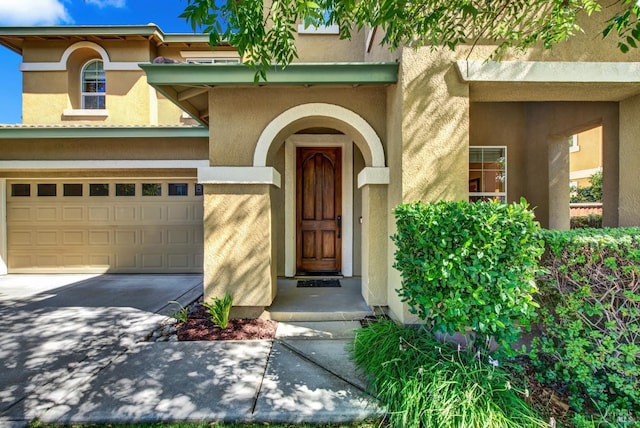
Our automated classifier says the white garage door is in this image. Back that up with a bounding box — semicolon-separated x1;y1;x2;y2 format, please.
6;179;204;273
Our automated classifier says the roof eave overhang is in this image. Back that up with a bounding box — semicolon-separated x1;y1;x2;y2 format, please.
0;126;209;139
457;60;640;102
140;62;400;127
0;25;212;54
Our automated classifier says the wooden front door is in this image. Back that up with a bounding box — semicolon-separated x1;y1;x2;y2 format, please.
296;147;342;273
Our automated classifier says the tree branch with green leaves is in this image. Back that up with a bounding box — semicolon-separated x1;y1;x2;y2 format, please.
180;0;640;79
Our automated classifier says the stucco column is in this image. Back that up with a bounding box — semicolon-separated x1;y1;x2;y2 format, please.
619;95;640;226
548;136;571;230
199;167;281;309
388;48;470;323
360;183;388;306
0;179;7;275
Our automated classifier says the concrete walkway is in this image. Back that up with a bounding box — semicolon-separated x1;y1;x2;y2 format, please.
0;275;383;427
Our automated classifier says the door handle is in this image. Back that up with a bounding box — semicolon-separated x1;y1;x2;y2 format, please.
337;215;342;239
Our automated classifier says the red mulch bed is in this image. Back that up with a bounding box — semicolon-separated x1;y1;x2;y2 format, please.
176;304;278;341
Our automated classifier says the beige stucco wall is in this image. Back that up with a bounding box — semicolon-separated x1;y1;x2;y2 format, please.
384;47;470;322
208;87;387;165
470;102;618;228
0;137;208;160
619;94;640;227
20;38;195;125
205;86;388;307
0;168;198;179
203;184;277;306
570;127;603;187
294;29;365;62
469;102;527;203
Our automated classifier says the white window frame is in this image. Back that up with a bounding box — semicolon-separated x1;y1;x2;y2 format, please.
569;134;580;153
297;8;339;34
469;146;507;202
81;59;106;110
185;58;241;64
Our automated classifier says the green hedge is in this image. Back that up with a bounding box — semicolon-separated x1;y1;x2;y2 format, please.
570;214;602;229
532;227;640;425
392;199;544;353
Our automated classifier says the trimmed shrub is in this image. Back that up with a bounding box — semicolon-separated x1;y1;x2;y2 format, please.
570;214;602;229
392;199;544;353
532;228;640;425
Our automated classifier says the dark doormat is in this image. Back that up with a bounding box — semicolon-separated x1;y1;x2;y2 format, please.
297;270;341;277
297;279;341;288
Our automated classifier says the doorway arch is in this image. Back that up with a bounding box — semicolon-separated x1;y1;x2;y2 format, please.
252;103;389;288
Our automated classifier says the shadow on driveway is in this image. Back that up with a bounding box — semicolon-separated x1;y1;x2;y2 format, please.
0;274;203;426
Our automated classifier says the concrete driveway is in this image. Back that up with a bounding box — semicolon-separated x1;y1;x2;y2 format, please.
0;274;203;426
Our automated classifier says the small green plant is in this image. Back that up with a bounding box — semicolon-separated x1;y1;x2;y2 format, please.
570;213;602;229
532;227;640;425
352;320;547;428
392;199;544;354
570;171;602;203
202;292;233;329
168;300;189;322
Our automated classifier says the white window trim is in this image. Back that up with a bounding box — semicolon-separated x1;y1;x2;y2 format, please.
185;58;242;64
81;59;106;110
570;166;602;181
569;135;580;153
63;109;109;118
179;50;241;60
469;145;507;201
297;23;340;34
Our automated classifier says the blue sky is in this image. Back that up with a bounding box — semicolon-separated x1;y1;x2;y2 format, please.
0;0;199;123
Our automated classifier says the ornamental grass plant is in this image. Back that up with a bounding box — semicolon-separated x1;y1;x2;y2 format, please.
352;320;547;428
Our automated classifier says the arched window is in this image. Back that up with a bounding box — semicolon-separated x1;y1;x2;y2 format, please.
81;59;105;109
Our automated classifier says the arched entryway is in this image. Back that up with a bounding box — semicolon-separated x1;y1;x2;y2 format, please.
253;103;389;305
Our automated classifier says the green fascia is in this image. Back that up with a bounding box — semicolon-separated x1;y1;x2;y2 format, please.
0;25;161;37
0;25;210;48
0;126;209;140
140;62;399;86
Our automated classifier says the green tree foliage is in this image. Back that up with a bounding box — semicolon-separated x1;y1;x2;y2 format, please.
570;170;603;203
180;0;639;78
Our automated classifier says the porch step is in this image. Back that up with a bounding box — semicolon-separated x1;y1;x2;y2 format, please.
267;277;374;322
266;309;373;322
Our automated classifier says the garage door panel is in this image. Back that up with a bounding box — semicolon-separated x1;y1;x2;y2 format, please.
62;206;85;222
63;230;85;245
115;206;137;222
9;207;33;222
142;254;163;269
115;254;138;269
168;229;190;245
7;179;204;273
36;230;59;246
168;254;190;269
9;230;33;246
89;207;111;222
167;205;190;221
36;254;59;267
62;254;85;266
115;230;137;246
89;254;111;267
89;230;111;246
142;230;164;245
36;207;58;222
141;205;164;221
